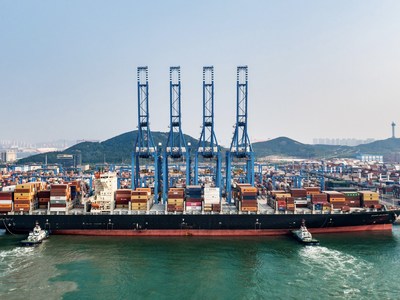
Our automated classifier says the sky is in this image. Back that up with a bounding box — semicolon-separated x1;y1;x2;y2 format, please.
1;0;400;147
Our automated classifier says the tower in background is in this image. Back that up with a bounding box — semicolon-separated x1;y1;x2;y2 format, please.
392;122;396;139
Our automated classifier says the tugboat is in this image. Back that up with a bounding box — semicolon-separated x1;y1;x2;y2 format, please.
291;220;319;246
20;223;49;246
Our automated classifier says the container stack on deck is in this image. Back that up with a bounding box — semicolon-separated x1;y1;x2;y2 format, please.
37;190;50;209
185;185;202;213
275;192;289;212
343;192;361;208
50;184;72;213
324;191;346;209
115;189;131;209
286;196;295;212
310;193;329;211
290;188;308;208
268;191;290;212
304;187;320;199
0;191;13;213
237;184;258;212
167;188;184;212
203;187;220;212
359;191;380;208
131;188;151;211
14;183;37;213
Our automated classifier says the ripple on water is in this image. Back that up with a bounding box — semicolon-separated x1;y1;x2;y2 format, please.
0;243;78;300
298;246;377;298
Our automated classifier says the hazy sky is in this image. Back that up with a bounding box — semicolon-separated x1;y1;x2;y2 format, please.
1;0;400;146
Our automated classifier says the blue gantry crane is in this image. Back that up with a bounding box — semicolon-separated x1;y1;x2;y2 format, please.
162;66;190;202
194;66;222;190
225;66;255;203
132;66;161;202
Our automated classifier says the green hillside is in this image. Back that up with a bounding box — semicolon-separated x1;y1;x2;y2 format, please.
17;133;400;164
17;131;201;165
252;137;354;159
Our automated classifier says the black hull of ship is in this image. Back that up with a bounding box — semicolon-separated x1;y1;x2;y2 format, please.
1;210;398;236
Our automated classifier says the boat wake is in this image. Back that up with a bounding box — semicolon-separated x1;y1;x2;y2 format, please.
0;245;77;299
0;247;35;277
298;246;374;298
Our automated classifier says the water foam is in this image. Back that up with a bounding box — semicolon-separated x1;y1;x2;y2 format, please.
299;246;375;298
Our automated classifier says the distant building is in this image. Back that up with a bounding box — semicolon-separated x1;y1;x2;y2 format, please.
313;138;375;146
0;150;17;163
357;154;383;163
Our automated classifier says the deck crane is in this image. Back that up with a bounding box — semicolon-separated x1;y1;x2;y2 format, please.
194;66;222;191
132;66;161;202
162;66;190;202
225;66;255;203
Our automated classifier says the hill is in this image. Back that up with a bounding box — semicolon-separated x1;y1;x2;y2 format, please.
17;131;202;165
253;137;400;160
252;137;354;159
17;134;400;164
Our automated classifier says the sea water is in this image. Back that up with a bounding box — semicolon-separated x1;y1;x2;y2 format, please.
1;227;399;299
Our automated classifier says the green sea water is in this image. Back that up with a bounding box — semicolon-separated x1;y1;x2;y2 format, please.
1;227;399;300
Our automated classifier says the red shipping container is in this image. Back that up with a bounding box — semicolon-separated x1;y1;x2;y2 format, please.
290;188;307;198
0;192;13;200
186;202;202;206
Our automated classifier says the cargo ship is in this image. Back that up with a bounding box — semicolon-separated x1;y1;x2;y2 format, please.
1;173;399;236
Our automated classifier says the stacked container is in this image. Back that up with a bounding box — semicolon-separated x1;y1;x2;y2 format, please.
131;188;151;211
310;193;329;211
37;190;50;209
14;183;37;213
275;193;288;212
342;192;361;207
185;185;203;212
203;187;221;212
50;184;72;213
0;191;13;213
237;185;258;212
290;188;308;208
359;191;380;208
115;189;131;209
323;191;346;209
304;187;321;201
167;188;184;212
286;197;295;212
267;191;290;210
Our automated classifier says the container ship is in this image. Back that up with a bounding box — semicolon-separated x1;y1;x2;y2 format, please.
1;173;399;236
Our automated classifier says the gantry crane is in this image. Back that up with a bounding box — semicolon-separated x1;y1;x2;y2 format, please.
132;66;161;202
194;66;222;191
162;66;190;202
225;66;255;203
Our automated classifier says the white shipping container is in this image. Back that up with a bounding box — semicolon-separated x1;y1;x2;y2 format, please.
204;191;219;196
0;200;13;205
49;207;68;212
96;196;114;201
204;199;220;204
294;200;308;205
100;191;114;196
50;200;67;204
204;195;220;199
1;185;16;192
185;206;202;211
204;187;220;193
204;198;220;202
50;196;68;201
